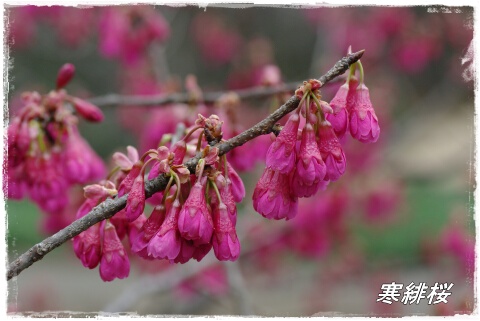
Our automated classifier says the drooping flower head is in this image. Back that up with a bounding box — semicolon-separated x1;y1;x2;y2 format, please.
6;63;105;219
265;112;300;173
253;167;298;220
349;83;380;143
291;123;327;198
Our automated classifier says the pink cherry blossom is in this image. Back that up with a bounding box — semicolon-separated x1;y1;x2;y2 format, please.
148;199;182;260
349;83;380;143
265;112;300;174
291;123;326;198
73;222;102;269
56;63;75;89
125;173;146;222
177;180;214;244
253;167;298;220
212;203;240;261
318;120;346;182
99;221;130;282
131;205;166;255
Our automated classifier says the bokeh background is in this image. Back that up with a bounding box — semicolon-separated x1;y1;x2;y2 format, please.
5;5;475;316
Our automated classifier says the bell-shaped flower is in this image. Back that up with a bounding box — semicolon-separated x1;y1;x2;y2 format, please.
177;179;214;244
318;120;346;182
349;83;380;143
99;221;130;282
253;167;298;220
291;123;327;198
265;112;300;173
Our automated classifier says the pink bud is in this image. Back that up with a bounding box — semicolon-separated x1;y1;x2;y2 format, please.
71;97;104;122
56;63;75;89
212;203;240;261
118;161;143;197
216;174;238;225
253;167;298;220
128;213;147;245
125;173;146;222
225;161;245;203
73;223;101;269
131;205;166;254
148;162;162;180
318;120;346;182
147;199;182;260
110;209;128;240
178;181;214;244
83;184;109;201
99;221;130;282
349;84;380;143
171;140;187;164
113;146;138;171
265;113;300;173
326;84;349;138
291;124;327;198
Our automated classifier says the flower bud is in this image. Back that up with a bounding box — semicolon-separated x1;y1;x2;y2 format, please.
56;63;75;89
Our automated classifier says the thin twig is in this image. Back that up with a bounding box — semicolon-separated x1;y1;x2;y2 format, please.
88;78;344;108
6;50;364;281
88;83;300;107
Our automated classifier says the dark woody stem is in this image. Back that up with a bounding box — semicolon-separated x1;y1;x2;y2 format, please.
6;50;364;281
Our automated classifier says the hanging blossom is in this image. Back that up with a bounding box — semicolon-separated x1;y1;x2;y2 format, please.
74;114;245;281
73;180;136;282
5;63;105;216
253;52;380;220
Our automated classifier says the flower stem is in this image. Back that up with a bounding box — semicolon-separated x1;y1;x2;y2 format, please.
346;63;357;83
106;166;121;181
311;94;325;122
161;175;175;204
196;131;204;152
209;179;223;204
140;156;159;175
183;125;203;142
305;94;311;124
357;60;365;84
196;158;206;182
222;155;229;180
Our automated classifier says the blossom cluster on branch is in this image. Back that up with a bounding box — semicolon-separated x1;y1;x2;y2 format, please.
6;49;366;282
254;59;379;221
6;64;105;223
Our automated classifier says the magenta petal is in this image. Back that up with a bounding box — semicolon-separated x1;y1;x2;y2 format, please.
125;174;146;222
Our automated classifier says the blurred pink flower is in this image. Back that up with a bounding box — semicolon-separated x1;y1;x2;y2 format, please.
191;12;242;65
99;6;169;65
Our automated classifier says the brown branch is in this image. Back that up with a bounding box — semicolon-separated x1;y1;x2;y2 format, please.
88;83;298;107
88;75;345;108
6;50;364;281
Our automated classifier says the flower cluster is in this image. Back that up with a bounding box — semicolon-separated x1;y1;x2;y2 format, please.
73;181;133;282
74;114;245;281
253;59;379;220
5;63;105;216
